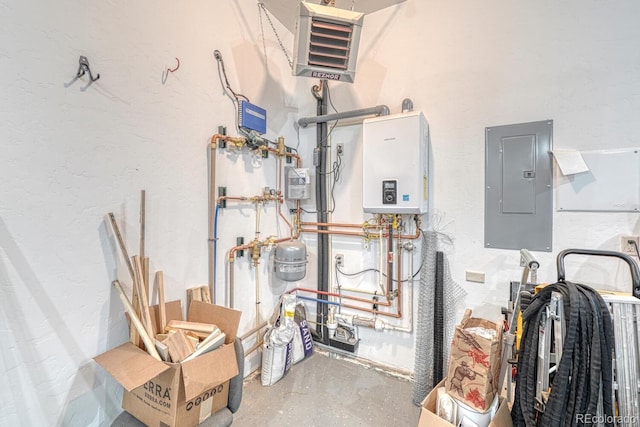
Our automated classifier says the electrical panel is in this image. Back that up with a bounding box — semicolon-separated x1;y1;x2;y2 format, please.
285;167;311;200
485;120;553;252
363;111;429;214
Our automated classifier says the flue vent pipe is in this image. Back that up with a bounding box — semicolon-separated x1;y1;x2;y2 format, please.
298;105;390;127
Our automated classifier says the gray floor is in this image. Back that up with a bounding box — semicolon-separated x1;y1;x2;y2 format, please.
233;351;421;427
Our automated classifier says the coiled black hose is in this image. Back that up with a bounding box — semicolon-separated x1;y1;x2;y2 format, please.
512;280;614;426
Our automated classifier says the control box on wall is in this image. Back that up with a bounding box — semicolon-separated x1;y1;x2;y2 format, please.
362;111;429;214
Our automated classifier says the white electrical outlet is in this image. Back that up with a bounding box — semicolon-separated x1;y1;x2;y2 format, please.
620;235;640;256
465;270;485;283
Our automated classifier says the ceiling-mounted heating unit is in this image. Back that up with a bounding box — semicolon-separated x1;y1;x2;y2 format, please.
293;2;364;83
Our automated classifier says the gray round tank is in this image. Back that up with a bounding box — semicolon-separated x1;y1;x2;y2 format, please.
274;240;307;282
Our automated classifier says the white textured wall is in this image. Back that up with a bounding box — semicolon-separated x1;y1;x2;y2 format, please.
0;1;297;425
2;0;640;425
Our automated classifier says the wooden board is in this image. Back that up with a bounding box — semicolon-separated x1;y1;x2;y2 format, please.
133;256;154;341
200;286;212;304
186;287;202;312
166;320;217;335
149;300;182;335
162;329;195;363
156;271;167;331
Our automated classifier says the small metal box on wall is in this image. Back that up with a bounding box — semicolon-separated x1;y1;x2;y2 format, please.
362;111;429;214
485;120;553;252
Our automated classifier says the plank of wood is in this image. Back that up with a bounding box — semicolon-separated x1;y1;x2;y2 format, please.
129;280;142;347
140;189;145;261
200;286;211;304
133;255;154;341
185;333;200;348
107;213;135;281
182;331;226;362
165;320;217;335
113;280;161;361
162;329;195;363
156;271;167;332
183;330;211;340
186;287;202;311
131;274;143;347
154;339;170;362
197;327;222;349
149;300;182;334
143;256;150;296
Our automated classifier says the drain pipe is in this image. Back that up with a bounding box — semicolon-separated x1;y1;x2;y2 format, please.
298;104;390;127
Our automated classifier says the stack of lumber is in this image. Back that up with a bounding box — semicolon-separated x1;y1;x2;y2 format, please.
107;191;224;363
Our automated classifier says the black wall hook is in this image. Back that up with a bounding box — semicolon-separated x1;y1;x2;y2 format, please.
76;56;100;82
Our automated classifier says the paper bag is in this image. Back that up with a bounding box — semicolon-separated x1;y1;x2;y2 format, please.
445;309;503;411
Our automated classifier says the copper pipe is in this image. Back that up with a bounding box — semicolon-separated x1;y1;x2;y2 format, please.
300;228;368;237
277;156;294;236
229;258;235;308
301;221;379;229
217;195;280;206
211;133;246;148
239;321;268;341
300;227;420;240
245;340;263;356
263;146;302;166
255;264;261;328
216;196;249;206
291;286;392;307
289;287;403;317
228;235;294;309
386;222;393;300
396;241;403;318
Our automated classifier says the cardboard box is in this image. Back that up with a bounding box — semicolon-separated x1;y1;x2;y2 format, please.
95;300;241;427
418;380;513;427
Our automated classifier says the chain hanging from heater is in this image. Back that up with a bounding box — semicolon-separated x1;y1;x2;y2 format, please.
257;2;293;70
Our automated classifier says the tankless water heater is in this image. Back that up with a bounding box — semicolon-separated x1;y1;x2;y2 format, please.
362;111;429;214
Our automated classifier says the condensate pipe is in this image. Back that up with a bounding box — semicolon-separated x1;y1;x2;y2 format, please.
297;105;390;128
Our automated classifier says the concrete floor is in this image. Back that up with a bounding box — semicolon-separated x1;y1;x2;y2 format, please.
233;351;421;427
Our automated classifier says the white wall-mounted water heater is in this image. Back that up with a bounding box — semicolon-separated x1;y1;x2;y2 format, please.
362;111;429;214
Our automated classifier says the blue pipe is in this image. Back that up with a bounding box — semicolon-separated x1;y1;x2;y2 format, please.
296;295;340;307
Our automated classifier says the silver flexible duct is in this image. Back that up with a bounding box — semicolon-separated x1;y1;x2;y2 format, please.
412;230;467;405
